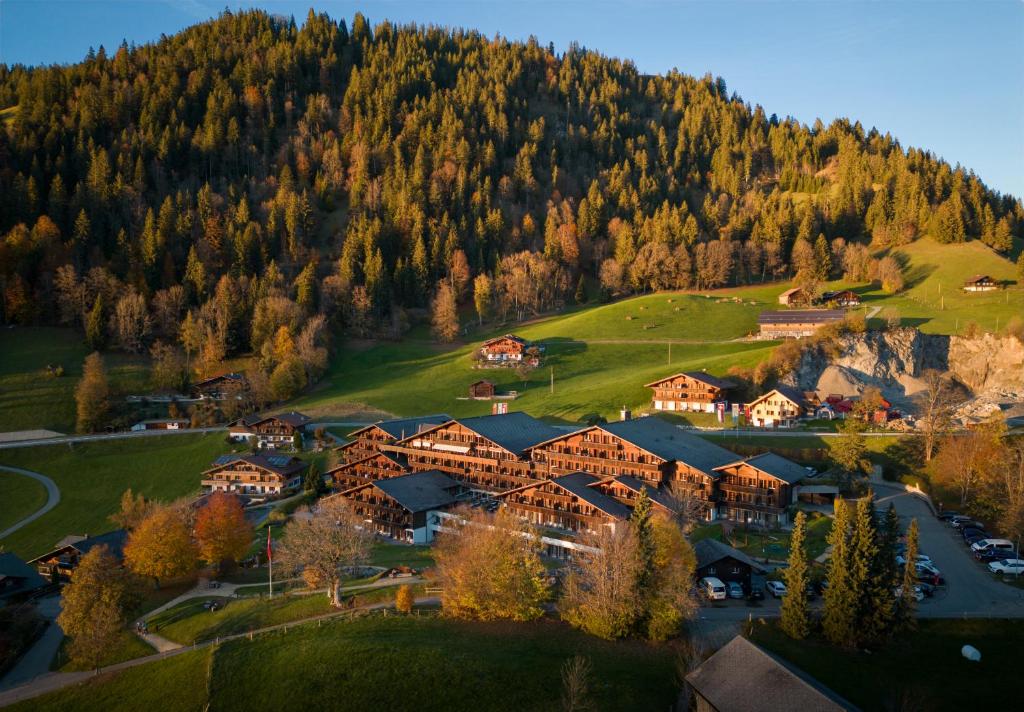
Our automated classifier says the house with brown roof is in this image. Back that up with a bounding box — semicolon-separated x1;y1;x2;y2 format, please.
228;411;311;449
777;287;809;306
712;452;809;526
758;310;846;339
478;334;541;366
190;372;247;400
28;530;128;583
645;372;735;413
963;274;997;292
201;453;307;496
745;386;806;428
468;379;496;399
336;470;463;544
496;472;632;535
820;289;861;307
686;636;858;712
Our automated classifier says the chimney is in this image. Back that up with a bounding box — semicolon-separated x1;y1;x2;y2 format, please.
620;406;631;421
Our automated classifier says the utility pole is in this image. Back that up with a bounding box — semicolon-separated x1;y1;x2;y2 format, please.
550;367;554;394
668;341;672;365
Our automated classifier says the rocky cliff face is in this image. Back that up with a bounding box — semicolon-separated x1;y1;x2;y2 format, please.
782;327;1024;408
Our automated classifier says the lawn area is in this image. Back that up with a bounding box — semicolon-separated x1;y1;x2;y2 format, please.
0;327;151;434
0;433;234;559
20;615;679;711
0;469;48;532
148;593;333;645
690;511;833;561
370;542;435;569
51;630;155;672
751;618;1024;711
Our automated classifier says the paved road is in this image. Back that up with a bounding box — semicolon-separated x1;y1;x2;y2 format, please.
0;426;225;451
0;465;61;539
0;597;63;692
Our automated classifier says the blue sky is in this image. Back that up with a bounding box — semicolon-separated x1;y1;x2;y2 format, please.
2;1;1022;198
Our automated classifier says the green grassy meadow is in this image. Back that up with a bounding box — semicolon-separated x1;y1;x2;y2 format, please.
149;594;333;645
19;615;679;712
0;433;233;559
0;470;48;532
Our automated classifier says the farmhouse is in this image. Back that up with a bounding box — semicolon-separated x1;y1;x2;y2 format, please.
228;411;311;448
712;452;808;526
0;553;49;600
468;379;496;399
201;453;307;496
190;372;246;400
337;470;462;543
745;386;806;428
478;334;541;366
820;289;861;307
130;418;189;431
645;371;735;413
757;310;846;339
686;636;856;712
498;472;631;535
777;287;808;306
963;274;997;292
336;414;451;463
693;539;767;593
29;530;127;582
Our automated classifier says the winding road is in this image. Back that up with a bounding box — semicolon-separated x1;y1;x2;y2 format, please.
0;465;60;540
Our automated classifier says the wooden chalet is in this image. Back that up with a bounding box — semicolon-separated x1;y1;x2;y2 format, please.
326;451;408;491
336;414;451;463
757;310;846;339
228;411;311;448
386;412;562;492
591;475;678;515
0;553;49;600
963;274;997;292
694;538;767;592
498;472;631;535
820;289;861;307
645;372;735;413
478;334;541;366
201;453;307;496
687;636;856;712
469;379;496;399
712;452;808;526
190;372;247;400
745;386;806;428
777;287;808;306
337;470;462;544
29;530;127;583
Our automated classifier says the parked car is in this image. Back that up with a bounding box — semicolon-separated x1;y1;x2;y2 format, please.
971;539;1015;555
953;519;985;531
748;576;766;600
960;526;988;540
988;559;1024;576
896;553;932;566
976;547;1015;562
915;562;945;585
804;583;817;600
814;580;829;595
699;577;727;601
937;511;961;521
964;532;990;548
726;581;745;600
766;581;787;598
947;515;973;527
895;585;925;602
917;581;936;597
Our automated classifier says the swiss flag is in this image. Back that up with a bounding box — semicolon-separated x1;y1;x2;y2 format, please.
266;528;273;562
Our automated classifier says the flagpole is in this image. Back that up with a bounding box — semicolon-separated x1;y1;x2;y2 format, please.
267;528;273;600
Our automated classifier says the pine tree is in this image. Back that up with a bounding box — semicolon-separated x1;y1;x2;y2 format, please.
473;273;493;325
813;234;832;280
629;488;655;633
895;518;919;632
304;462;323;494
431;281;459;343
574;275;587;304
823;498;856;646
75;352;109;433
84;294;106;350
780;511;811;639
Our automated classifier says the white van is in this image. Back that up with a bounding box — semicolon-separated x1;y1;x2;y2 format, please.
699;577;727;601
971;538;1015;554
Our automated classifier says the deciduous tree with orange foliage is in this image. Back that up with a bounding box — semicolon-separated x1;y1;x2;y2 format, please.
124;506;198;587
194;492;253;571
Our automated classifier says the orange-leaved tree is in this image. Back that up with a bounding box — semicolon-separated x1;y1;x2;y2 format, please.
124;505;198;587
194;492;252;571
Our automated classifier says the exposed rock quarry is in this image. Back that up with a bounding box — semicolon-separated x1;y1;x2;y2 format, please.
782;328;1024;421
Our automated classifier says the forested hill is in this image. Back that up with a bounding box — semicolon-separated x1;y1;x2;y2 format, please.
0;9;1020;383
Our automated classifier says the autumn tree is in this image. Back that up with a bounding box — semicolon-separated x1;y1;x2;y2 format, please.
124;506;198;587
109;489;154;531
277;495;374;606
57;546;141;669
75;352;109;433
431;280;459;343
395;584;414;614
645;513;697;641
473;273;493;325
919;369;956;462
433;507;549;621
561;525;641;640
780;511;811;639
194;492;253;571
831;418;871;488
560;655;593;712
150;341;188;392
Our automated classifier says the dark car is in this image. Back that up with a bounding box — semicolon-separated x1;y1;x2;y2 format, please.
748;574;766;600
937;511;961;521
962;528;989;543
917;581;937;597
953;519;985;531
975;547;1012;562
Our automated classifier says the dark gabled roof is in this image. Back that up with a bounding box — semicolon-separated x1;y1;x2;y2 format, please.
734;452;809;485
481;333;527;347
693;538;767;573
31;530;129;565
350;414;452;441
271;411;311;428
611;475;678;512
749;385;806;408
686;636;857;712
643;371;735;390
206;454;307;477
372;470;459;513
0;552;48;594
598;418;737;474
325;451;407;475
551;472;632;519
448;412;564;455
191;372;245;388
469;379;495;387
965;274;993;284
758;310;846;325
821;290;859;300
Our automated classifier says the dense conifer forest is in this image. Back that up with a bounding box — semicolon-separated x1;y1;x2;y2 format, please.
0;9;1020;401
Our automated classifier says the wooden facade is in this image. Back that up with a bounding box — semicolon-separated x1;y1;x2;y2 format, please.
326;451;407;491
498;473;629;535
528;427;671;484
190;372;247;400
201;454;307;496
338;414;451;463
337;471;461;544
820;289;861;307
479;334;529;363
229;411;310;448
746;387;806;428
712;453;807;526
645;372;734;413
29;530;127;583
964;274;997;292
757;310;846;339
469;379;496;398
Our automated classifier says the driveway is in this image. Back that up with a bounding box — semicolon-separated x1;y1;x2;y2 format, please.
0;596;63;692
872;482;1024;618
0;465;61;540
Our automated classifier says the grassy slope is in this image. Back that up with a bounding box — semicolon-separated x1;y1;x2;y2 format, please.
752;619;1023;711
0;327;149;433
0;433;233;559
0;470;48;532
52;631;155;672
150;595;332;645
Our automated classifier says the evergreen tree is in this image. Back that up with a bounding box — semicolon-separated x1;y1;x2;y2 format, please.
75;352;110;433
850;492;892;644
431;281;459;343
895;518;919;632
823;498;856;646
813;234;832;280
574;275;587;304
85;294;106;350
304;462;324;494
780;511;811;639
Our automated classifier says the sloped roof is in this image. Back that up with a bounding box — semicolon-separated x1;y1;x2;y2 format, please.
643;371;735;390
372;470;459;513
191;372;245;387
350;414;452;440
450;412;564;454
965;274;992;284
686;636;857;712
716;452;808;485
207;453;307;477
551;472;631;519
758;310;846;325
325;451;407;475
779;287;805;297
271;411;311;428
0;552;48;594
749;385;806;408
693;538;767;573
481;333;527;347
598;418;737;474
610;475;678;512
33;529;129;565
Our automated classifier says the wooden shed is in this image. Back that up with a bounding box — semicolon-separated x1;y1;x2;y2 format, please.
469;380;496;398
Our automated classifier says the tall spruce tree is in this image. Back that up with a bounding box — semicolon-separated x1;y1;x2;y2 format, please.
630;488;655;633
823;497;857;646
780;511;811;639
895;518;920;632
